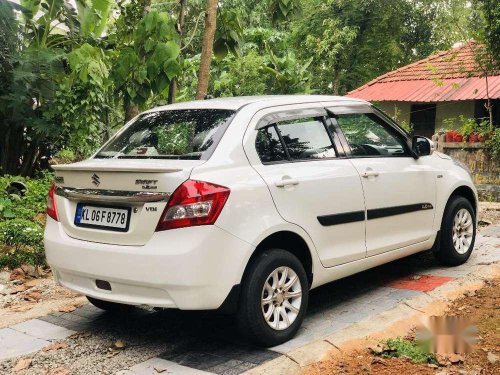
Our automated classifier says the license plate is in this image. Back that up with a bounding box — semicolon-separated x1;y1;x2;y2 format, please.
75;204;131;232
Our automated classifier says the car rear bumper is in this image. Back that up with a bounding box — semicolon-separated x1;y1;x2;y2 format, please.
44;218;254;309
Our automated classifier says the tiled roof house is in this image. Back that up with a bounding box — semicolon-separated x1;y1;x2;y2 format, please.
347;42;500;137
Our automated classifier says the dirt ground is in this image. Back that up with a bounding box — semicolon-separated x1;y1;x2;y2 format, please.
303;278;500;375
0;267;85;328
478;202;500;227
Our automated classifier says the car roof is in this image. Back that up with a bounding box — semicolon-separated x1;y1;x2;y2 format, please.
144;95;368;113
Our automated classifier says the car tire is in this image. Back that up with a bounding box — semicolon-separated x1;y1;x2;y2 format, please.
237;249;309;347
435;196;476;266
86;296;133;312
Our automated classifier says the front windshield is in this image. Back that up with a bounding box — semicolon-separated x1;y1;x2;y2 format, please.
95;109;235;160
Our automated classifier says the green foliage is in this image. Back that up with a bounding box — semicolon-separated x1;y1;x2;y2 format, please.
0;198;15;220
485;127;500;158
472;0;500;68
0;174;52;268
0;219;46;268
53;149;77;164
261;45;313;94
400;120;414;135
75;0;114;37
379;338;438;364
270;0;302;24
214;9;244;60
442;116;490;135
212;50;268;96
112;10;181;107
0;173;53;220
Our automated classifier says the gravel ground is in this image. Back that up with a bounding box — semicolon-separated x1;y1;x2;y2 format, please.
0;268;85;329
478;201;500;227
0;305;244;375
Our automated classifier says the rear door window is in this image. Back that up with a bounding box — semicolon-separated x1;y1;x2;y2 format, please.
276;118;336;160
255;126;288;163
255;117;337;163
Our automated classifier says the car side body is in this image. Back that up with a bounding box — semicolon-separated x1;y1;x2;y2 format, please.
44;95;477;345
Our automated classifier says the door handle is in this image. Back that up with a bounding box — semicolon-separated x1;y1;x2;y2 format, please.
275;178;300;187
361;170;379;178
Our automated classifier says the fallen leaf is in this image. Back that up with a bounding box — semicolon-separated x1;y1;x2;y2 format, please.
21;264;37;277
368;344;386;354
24;291;42;302
43;343;68;352
10;285;27;294
113;339;126;349
25;278;44;288
437;354;450;366
449;353;464;363
9;304;33;312
9;268;25;281
59;304;77;313
12;358;32;372
371;357;386;365
154;367;167;373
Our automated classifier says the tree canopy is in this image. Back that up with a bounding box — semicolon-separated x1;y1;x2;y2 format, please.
0;0;498;176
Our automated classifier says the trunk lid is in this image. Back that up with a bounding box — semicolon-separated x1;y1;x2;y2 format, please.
53;159;203;245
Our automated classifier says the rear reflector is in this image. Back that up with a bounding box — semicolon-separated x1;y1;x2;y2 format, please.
156;179;230;231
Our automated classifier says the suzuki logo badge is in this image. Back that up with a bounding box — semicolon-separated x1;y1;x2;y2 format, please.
91;173;100;187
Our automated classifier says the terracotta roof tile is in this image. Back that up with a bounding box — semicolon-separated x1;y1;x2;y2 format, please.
348;42;500;102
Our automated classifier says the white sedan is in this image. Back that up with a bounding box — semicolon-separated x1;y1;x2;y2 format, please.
44;95;477;346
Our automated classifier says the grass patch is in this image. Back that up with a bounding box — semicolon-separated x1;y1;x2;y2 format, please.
378;338;438;365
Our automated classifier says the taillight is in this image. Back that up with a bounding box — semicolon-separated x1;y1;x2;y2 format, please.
156;180;230;231
47;183;58;221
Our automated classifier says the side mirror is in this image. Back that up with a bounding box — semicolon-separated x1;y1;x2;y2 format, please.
412;136;434;157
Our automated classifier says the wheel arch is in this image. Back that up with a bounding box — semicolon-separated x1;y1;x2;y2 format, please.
217;229;314;314
448;185;477;216
247;230;314;287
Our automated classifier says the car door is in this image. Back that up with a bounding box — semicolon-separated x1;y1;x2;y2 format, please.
328;104;437;257
244;104;367;268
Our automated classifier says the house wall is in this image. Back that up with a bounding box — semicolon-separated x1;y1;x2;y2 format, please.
435;101;475;131
376;100;476;133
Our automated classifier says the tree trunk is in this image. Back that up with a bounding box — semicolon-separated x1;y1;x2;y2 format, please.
168;0;187;104
124;98;140;122
19;143;39;177
195;0;218;100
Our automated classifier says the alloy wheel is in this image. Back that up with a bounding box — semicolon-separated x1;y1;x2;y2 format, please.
261;266;302;330
452;208;474;254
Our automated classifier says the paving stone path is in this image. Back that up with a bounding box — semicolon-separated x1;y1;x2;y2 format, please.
1;226;499;375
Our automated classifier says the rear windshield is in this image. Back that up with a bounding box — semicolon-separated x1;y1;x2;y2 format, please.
95;109;235;160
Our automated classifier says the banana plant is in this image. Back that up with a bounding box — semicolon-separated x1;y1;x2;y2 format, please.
261;44;313;94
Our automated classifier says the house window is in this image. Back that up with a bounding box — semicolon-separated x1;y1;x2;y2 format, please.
409;103;436;138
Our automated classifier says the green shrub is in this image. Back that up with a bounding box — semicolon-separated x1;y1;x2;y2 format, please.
485;127;500;158
0;219;46;268
0;172;53;221
53;149;77;164
0;173;53;268
378;338;438;364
